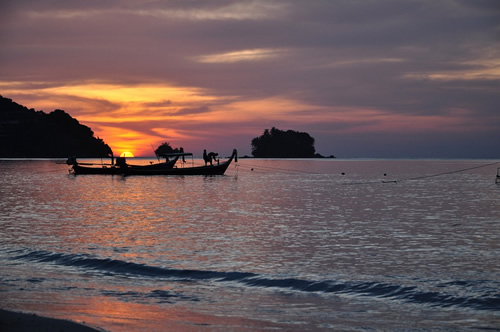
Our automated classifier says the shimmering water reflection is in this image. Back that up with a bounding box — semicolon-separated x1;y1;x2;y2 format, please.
0;159;499;330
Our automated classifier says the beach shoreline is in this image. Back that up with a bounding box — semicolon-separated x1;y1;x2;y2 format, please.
0;309;103;332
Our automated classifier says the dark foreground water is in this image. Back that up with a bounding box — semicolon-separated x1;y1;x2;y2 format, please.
0;158;499;331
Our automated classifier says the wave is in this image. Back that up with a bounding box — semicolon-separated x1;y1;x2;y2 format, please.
9;249;500;311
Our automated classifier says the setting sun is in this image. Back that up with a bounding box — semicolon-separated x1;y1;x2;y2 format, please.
120;151;135;158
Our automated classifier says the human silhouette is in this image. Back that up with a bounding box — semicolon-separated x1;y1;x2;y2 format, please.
203;149;218;166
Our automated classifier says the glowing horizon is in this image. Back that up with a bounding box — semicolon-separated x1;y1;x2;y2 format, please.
2;81;494;157
120;151;135;158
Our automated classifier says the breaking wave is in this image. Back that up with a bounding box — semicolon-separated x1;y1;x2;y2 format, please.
9;249;500;311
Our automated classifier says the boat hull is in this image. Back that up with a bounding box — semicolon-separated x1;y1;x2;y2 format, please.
71;158;178;175
125;162;230;176
72;164;123;175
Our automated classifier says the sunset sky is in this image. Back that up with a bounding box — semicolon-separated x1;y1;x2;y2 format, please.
1;0;499;157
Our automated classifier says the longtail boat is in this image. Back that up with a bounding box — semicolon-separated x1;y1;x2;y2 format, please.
69;149;237;176
69;154;181;175
126;149;237;176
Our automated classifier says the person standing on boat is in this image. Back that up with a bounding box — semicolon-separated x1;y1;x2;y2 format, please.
203;149;218;166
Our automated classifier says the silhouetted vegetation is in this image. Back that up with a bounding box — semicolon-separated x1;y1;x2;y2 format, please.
251;127;317;158
154;142;182;157
0;95;112;158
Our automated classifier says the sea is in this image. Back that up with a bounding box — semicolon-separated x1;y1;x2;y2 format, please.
0;157;499;331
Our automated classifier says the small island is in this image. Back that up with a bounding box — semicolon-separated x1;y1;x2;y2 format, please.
0;95;112;158
251;127;334;158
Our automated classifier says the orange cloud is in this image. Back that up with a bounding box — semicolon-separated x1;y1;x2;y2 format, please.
0;81;232;156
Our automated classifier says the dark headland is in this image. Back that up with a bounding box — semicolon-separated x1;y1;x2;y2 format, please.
0;95;112;158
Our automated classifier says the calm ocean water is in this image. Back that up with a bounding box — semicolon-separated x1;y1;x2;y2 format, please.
0;158;499;331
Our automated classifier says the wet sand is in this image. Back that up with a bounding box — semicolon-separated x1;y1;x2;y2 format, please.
0;309;102;332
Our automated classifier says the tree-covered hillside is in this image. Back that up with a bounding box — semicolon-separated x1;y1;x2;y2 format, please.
251;127;317;158
0;95;112;158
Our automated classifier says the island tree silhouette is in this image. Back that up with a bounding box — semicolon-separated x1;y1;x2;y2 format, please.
251;127;316;158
